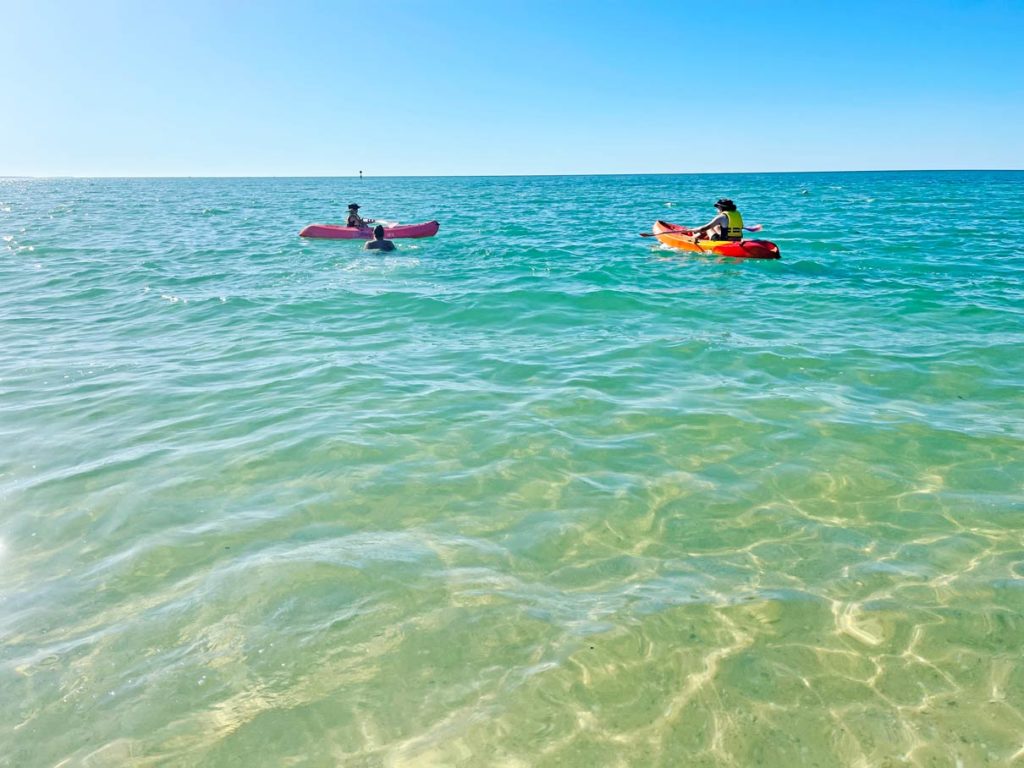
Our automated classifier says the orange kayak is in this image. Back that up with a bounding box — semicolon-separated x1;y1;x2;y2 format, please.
652;220;780;259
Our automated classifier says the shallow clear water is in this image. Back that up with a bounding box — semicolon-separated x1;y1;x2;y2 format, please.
1;172;1023;766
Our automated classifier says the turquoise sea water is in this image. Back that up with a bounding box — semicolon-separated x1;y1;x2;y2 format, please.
1;172;1023;766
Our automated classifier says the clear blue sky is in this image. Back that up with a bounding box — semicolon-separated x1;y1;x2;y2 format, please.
4;0;1023;176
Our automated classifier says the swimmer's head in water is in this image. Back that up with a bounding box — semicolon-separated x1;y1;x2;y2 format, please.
373;225;385;240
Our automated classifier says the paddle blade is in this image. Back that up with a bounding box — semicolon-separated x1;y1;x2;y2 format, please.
744;224;763;232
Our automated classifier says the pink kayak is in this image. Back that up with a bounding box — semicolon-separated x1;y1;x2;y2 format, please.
299;220;440;240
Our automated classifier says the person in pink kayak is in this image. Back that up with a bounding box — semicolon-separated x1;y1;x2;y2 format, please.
346;203;375;228
690;199;744;242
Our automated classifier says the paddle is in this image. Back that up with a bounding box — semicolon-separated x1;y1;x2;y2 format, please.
639;224;763;237
639;228;691;238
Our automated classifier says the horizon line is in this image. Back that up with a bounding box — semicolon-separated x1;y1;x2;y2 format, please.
2;168;1023;181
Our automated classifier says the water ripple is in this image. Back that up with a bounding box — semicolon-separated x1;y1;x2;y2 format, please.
1;173;1023;766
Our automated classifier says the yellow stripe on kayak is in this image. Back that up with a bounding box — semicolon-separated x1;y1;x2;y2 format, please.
654;234;734;253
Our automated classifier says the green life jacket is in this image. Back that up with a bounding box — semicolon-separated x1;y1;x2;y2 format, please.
723;210;744;241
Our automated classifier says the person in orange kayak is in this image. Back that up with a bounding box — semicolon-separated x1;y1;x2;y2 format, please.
690;199;744;242
346;203;375;228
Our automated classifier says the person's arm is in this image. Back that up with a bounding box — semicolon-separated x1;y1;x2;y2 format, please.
693;213;726;237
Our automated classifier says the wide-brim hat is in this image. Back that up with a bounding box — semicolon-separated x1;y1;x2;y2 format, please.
348;203;360;210
714;198;736;210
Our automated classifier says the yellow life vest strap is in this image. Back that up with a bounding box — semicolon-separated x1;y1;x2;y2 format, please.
724;210;744;241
